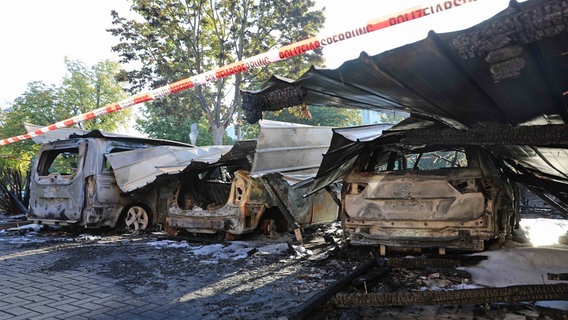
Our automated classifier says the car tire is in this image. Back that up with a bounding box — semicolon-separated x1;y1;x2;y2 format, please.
124;204;152;231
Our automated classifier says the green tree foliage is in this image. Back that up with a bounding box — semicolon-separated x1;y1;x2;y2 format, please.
266;105;361;126
109;0;326;145
140;105;234;146
0;59;131;169
194;115;235;146
0;82;54;170
379;111;407;124
59;58;131;131
0;165;29;215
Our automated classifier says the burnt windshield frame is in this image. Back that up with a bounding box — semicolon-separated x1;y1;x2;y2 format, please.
370;146;468;172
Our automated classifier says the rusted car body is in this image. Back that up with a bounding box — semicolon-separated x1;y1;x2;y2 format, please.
28;133;189;230
166;169;338;237
165;120;339;238
342;145;519;253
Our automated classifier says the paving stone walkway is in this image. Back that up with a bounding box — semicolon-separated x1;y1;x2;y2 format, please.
0;237;199;320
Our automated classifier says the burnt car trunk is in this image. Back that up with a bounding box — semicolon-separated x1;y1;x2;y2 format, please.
29;140;86;225
342;146;518;253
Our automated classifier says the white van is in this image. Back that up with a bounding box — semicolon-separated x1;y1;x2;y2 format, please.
28;132;190;230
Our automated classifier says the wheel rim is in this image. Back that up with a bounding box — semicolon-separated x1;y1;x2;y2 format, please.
125;205;149;230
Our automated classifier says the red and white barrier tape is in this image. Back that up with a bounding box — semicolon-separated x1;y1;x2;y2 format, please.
0;0;481;146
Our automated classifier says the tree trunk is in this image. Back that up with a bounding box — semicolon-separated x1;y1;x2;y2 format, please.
212;125;225;145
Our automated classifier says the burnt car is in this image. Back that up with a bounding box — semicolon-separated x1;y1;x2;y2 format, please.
342;144;519;254
165;120;339;239
166;167;339;238
28;131;190;230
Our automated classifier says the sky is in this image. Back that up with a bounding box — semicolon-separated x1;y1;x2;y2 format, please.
0;0;518;111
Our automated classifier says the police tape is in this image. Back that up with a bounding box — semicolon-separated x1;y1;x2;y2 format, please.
0;0;481;146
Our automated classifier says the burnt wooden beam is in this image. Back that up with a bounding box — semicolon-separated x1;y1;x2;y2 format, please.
291;259;378;320
334;283;568;307
400;124;568;147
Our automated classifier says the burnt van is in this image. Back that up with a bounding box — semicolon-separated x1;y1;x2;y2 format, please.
28;131;191;230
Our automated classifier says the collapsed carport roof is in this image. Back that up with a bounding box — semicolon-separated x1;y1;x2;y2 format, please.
309;119;568;214
241;0;568;211
242;0;568;128
105;120;333;193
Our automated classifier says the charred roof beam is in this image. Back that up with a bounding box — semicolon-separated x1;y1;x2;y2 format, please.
400;124;568;147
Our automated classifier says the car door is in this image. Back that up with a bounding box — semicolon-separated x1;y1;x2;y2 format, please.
29;140;87;224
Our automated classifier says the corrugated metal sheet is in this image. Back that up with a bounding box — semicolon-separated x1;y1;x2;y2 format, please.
106;145;232;193
24;123;92;144
242;0;568;128
105;120;334;193
242;0;568;206
250;120;333;177
178;140;257;174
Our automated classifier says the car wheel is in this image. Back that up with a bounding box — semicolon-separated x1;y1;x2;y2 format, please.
124;205;151;230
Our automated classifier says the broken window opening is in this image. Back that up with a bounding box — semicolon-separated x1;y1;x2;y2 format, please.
177;167;234;210
409;150;468;170
37;148;80;177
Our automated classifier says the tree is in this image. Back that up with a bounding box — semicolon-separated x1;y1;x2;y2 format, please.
0;59;131;169
139;104;234;145
266;105;362;127
379;110;407;124
109;0;326;145
59;58;132;131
